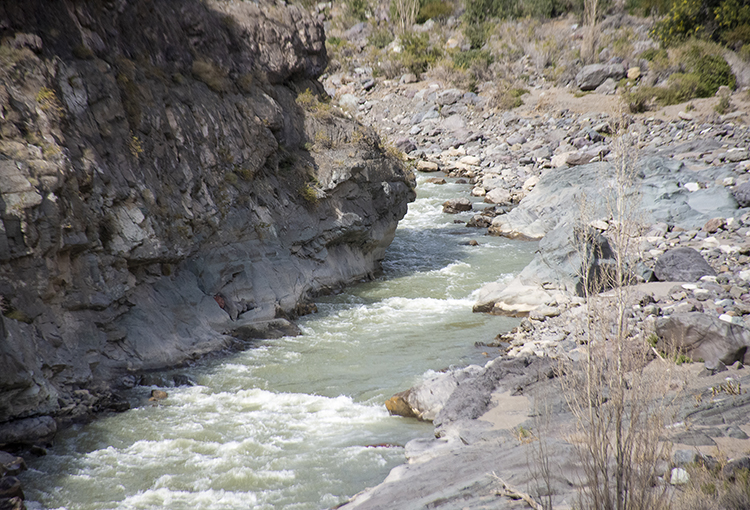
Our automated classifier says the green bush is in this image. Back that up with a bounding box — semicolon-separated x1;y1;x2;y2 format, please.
346;0;370;22
399;31;442;74
369;27;394;49
685;48;736;94
464;0;518;23
522;0;555;18
452;49;494;69
626;0;672;16
417;0;453;23
651;0;750;46
463;22;490;49
626;41;735;112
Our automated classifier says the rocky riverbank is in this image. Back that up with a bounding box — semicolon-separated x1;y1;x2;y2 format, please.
323;29;750;507
0;0;415;452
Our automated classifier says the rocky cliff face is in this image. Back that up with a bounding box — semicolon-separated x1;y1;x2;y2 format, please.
0;0;415;437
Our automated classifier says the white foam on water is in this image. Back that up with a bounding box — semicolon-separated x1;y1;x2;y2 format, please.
22;173;537;510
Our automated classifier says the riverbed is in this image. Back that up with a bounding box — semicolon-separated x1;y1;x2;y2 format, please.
22;174;536;510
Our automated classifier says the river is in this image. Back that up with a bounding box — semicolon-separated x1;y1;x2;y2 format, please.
21;173;536;510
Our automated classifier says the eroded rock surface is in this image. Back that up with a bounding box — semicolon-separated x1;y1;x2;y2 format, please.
0;0;414;436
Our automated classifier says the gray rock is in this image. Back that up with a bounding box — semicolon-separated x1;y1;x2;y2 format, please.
227;318;302;340
483;188;511;205
480;157;738;315
577;63;626;91
506;133;526;145
655;312;750;367
723;457;750;480
442;198;472;214
733;181;750;207
594;77;617;95
338;93;359;111
0;416;57;446
0;452;26;477
436;88;464;106
0;0;417;436
654;248;717;282
394;137;417;153
386;365;484;421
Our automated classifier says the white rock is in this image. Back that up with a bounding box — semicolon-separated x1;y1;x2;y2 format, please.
670;468;689;485
723;177;736;186
739;270;750;282
590;219;609;230
459;155;481;166
681;283;697;290
702;237;720;248
719;314;744;325
471;187;486;197
684;182;701;192
484;187;511;205
551;152;573;168
720;244;739;254
416;160;439;172
523;175;540;190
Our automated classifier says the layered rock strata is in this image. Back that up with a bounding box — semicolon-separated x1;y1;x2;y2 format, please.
0;0;415;440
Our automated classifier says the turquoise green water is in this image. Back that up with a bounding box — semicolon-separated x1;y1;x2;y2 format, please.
22;174;536;510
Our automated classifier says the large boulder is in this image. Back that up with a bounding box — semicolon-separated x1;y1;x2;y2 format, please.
654;248;716;282
385;366;483;421
442;198;472;214
483;188;512;205
655;312;750;367
0;416;56;447
478;157;738;315
435;88;464;106
577;64;626;91
733;181;750;207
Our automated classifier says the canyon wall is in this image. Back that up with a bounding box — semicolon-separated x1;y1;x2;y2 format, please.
0;0;415;440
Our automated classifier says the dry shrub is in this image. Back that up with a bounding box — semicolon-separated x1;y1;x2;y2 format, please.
489;81;528;110
428;59;475;90
581;0;599;64
192;58;228;93
677;462;750;510
557;129;678;510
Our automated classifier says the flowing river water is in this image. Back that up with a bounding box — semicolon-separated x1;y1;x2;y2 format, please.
22;174;536;510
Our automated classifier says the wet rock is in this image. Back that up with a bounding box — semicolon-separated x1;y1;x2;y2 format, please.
442;198;472;214
424;177;446;184
416;161;439;172
0;453;25;477
228;319;302;340
0;417;56;447
0;496;24;510
0;477;22;500
466;215;491;228
385;393;417;418
386;366;483;422
149;390;168;401
654;248;717;282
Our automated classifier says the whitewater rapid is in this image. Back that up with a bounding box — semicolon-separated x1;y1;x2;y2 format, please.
22;174;536;510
